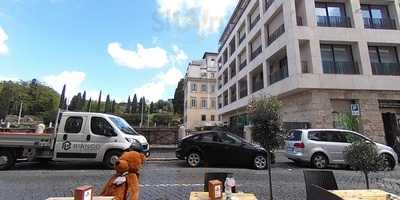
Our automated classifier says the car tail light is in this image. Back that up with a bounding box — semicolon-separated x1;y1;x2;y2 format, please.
294;142;305;148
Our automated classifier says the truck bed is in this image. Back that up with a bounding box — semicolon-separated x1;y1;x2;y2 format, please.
0;132;53;148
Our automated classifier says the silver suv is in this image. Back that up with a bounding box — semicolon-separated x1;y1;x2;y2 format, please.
285;129;398;170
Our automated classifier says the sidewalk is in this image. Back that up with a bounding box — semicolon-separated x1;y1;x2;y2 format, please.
148;145;178;161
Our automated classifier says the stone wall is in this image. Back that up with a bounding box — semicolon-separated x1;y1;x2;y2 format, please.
135;127;178;145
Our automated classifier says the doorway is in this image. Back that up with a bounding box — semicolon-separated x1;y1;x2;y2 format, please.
382;113;400;159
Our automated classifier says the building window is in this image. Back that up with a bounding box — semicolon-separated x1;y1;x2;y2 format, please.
267;24;285;46
238;23;246;45
191;98;197;108
191;83;197;92
211;98;216;109
252;68;264;93
210;84;216;93
230;60;236;78
239;49;247;71
201;84;208;92
320;44;358;74
223;90;229;106
210;73;215;78
362;4;396;29
211;115;215;121
251;34;262;60
315;2;350;27
229;38;236;56
249;6;260;31
218;95;222;109
201;99;208;109
223;49;228;65
239;77;248;98
270;57;289;85
230;84;237;103
218;58;222;71
201;115;206;121
223;69;229;85
369;46;400;76
218;76;223;89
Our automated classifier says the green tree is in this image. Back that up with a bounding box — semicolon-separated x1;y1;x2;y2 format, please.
150;102;155;113
97;90;102;112
59;84;66;109
80;91;86;111
344;141;385;189
173;79;184;114
87;98;92;112
0;82;13;119
126;96;131;113
69;92;82;111
132;94;138;113
248;96;284;200
111;100;116;113
104;94;111;113
338;113;359;132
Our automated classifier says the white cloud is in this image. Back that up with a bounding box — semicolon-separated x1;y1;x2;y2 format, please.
134;67;183;102
156;0;238;36
43;71;86;101
172;45;188;63
0;27;9;55
107;43;169;70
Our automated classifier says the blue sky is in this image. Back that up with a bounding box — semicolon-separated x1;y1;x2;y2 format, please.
0;0;237;102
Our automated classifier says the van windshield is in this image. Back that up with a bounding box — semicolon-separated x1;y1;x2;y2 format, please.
109;117;138;135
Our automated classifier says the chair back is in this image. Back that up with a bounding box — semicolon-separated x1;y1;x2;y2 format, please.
204;172;236;193
309;185;344;200
304;170;338;200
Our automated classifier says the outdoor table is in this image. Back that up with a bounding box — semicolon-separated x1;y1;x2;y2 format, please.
330;189;400;200
189;192;257;200
46;197;114;200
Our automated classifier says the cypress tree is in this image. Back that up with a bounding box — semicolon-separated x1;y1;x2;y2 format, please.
104;94;111;113
87;98;92;112
126;96;131;113
132;94;138;113
97;90;102;112
59;84;66;109
111;100;116;113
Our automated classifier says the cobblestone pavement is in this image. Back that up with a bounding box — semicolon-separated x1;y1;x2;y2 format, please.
1;153;400;200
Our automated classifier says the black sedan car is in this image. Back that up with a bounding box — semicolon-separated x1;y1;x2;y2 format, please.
176;131;274;170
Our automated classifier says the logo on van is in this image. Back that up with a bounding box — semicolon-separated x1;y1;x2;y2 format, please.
62;141;72;151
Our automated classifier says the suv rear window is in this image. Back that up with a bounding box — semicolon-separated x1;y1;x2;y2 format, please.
288;131;302;141
308;131;346;143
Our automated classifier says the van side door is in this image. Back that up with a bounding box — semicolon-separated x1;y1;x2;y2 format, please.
88;116;118;161
53;116;88;161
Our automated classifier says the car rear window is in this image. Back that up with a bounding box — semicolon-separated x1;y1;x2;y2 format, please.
288;131;302;141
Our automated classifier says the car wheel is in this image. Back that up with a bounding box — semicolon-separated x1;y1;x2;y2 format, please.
0;150;16;170
186;152;202;167
103;150;122;169
382;154;395;171
253;155;267;170
311;153;328;169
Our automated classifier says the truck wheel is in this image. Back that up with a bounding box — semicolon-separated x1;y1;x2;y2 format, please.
0;150;16;170
103;150;122;169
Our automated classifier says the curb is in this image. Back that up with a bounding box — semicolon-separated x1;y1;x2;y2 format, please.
147;158;179;161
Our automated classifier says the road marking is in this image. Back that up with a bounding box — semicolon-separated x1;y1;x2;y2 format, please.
140;183;204;187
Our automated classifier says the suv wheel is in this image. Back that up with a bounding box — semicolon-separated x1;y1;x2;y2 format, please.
103;150;122;169
253;155;267;170
186;152;202;167
312;153;328;169
0;150;16;170
382;154;395;171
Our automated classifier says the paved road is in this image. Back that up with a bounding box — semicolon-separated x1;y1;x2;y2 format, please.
1;153;400;200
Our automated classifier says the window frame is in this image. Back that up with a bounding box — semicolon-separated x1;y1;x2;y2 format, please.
64;116;84;134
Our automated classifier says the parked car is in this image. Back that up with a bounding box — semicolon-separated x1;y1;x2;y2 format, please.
176;131;275;170
285;129;398;170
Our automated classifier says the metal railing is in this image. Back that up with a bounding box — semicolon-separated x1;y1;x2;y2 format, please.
371;63;400;76
251;46;262;61
322;61;359;74
364;18;396;30
250;15;261;30
317;16;351;28
269;67;288;85
267;24;285;45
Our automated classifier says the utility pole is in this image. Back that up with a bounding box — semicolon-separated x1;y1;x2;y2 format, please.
17;102;23;125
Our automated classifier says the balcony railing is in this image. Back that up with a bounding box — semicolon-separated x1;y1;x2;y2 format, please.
239;60;247;71
269;67;288;85
364;18;396;30
317;16;351;28
251;46;262;61
250;15;261;30
265;0;275;11
371;63;400;76
322;61;359;74
267;24;285;45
